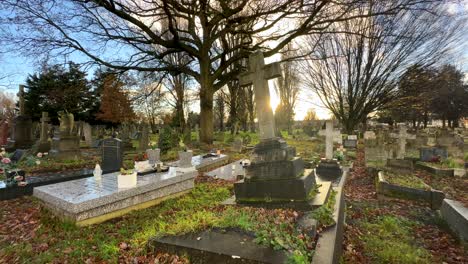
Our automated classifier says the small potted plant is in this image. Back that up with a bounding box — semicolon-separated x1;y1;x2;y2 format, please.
178;140;193;168
118;162;137;188
146;142;160;165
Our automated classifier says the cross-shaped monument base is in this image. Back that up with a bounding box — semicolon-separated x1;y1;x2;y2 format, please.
233;51;318;209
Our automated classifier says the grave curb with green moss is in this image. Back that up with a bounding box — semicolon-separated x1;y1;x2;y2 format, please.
376;171;445;209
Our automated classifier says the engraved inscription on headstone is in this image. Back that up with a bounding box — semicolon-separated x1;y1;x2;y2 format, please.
101;138;123;172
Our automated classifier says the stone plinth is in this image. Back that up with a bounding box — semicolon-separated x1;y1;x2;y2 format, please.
315;159;343;181
235;170;316;202
6;115;34;150
234;138;316;206
50;134;80;159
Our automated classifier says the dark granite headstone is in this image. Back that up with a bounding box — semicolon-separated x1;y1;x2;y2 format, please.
101;138;123;172
315;159;342;181
420;147;448;162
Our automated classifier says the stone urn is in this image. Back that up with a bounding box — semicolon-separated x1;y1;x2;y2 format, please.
146;148;161;165
178;150;193;168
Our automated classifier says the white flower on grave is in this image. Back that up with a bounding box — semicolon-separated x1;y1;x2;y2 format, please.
36;160;41;165
43;152;49;156
37;152;43;158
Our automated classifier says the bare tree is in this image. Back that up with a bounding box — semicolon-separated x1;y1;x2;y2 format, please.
301;2;464;133
0;0;430;143
275;44;300;133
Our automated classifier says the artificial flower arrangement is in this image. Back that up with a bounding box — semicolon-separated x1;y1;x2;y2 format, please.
0;148;27;187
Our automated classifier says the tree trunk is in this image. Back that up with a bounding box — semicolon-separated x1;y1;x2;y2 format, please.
199;70;214;144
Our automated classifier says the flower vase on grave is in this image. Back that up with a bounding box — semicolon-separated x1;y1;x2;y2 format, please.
117;168;137;189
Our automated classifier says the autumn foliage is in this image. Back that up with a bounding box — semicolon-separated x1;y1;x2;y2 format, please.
96;73;135;124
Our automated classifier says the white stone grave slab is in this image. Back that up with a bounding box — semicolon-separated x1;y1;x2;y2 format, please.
205;160;247;181
33;167;197;225
168;154;229;172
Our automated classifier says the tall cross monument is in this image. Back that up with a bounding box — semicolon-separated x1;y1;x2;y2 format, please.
239;51;281;140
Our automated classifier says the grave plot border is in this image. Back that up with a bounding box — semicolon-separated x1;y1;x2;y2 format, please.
376;171;445;209
0;168;94;200
415;162;454;177
312;185;346;264
440;199;468;242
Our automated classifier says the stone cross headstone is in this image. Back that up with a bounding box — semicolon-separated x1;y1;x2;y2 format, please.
391;126;416;159
101;138;123;172
36;112;51;152
322;121;335;160
39;112;50;142
239;51;281;141
319;120;341;160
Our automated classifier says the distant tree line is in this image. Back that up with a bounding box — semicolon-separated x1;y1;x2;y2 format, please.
23;62;135;125
377;64;468;128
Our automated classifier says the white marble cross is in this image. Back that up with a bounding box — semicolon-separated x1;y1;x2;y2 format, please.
318;121;339;160
239;51;281;141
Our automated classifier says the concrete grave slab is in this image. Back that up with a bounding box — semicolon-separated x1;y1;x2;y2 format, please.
440;199;468;241
205;160;246;181
34;167;197;225
168;154;229;172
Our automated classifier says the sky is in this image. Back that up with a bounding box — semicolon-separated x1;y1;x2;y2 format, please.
1;1;467;121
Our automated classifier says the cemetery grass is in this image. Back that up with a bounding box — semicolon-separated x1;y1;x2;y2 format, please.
343;148;468;264
1;176;321;263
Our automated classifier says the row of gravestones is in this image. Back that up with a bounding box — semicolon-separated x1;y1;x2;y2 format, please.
364;127;466;162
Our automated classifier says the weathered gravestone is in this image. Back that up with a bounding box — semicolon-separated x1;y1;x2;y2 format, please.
36;112;51;152
119;123;134;150
343;135;358;149
390;126;416;159
437;131;464;158
231;138;243;153
233;51;316;205
83;122;92;147
49;111;80;159
101;138;123;172
139;125;149;150
6;85;34;150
